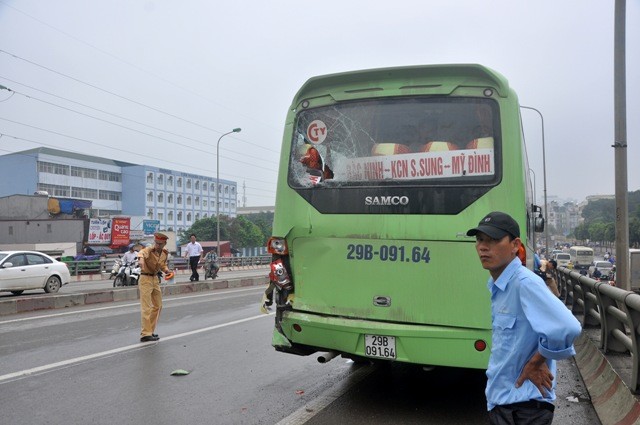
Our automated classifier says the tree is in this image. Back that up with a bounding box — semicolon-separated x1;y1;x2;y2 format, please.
229;215;264;248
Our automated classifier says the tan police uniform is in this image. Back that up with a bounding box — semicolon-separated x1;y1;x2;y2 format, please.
138;233;170;340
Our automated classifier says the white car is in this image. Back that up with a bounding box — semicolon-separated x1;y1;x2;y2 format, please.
588;261;614;279
0;251;71;295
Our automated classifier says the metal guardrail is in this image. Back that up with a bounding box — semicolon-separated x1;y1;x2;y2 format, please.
62;255;271;276
556;266;640;392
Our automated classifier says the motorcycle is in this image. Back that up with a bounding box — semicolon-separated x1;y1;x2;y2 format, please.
110;257;123;280
204;257;219;280
113;258;141;287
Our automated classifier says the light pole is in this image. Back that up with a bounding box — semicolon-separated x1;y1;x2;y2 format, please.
529;168;537;251
216;128;241;257
521;106;549;258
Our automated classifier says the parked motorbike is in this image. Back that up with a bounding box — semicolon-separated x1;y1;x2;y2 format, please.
110;257;123;280
204;258;219;280
113;258;141;287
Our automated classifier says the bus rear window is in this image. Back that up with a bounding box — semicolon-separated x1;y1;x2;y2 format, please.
289;97;500;188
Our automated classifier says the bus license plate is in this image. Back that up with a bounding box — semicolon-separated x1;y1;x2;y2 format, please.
365;335;396;359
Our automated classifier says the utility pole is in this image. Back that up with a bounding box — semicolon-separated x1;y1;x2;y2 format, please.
613;0;630;290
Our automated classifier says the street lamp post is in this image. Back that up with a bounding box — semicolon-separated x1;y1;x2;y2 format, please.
216;128;241;257
521;106;549;258
529;168;537;251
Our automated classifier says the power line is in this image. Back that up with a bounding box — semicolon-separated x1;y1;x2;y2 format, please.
0;0;279;132
0;115;278;174
0;130;277;193
0;49;277;154
0;79;279;168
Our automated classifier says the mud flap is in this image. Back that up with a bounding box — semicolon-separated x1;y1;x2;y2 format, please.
272;327;292;348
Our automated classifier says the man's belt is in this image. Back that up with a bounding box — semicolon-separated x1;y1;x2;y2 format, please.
141;272;157;276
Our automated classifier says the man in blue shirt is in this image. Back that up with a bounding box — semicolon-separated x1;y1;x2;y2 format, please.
467;212;582;425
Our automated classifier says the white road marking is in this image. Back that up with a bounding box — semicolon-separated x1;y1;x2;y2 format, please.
0;286;264;325
0;312;273;384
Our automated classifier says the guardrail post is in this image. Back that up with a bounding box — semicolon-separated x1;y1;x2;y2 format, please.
622;293;640;392
597;283;631;354
580;277;601;327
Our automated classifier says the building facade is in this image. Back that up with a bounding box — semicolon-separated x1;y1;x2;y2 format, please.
0;148;237;233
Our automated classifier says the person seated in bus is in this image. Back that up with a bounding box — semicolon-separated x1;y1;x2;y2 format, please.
370;143;412;156
299;144;333;181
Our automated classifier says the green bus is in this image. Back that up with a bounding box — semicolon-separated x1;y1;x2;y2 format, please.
267;64;542;369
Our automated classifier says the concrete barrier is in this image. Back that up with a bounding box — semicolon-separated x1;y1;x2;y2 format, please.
0;276;269;317
574;333;640;424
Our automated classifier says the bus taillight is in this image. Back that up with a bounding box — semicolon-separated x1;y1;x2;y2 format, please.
268;237;289;255
269;258;292;290
474;340;487;352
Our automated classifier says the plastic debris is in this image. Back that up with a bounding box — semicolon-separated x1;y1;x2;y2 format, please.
295;390;304;395
566;396;579;403
170;369;191;376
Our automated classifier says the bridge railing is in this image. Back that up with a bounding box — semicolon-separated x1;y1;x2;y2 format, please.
61;255;271;276
556;266;640;392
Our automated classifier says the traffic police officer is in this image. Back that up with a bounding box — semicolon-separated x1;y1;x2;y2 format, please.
138;232;172;342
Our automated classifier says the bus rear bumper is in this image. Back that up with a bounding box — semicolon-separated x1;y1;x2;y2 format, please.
273;310;491;369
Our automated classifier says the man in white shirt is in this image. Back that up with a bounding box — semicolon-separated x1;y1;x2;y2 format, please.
122;245;138;265
184;233;203;281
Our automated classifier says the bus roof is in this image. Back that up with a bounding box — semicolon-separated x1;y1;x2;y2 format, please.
292;64;511;105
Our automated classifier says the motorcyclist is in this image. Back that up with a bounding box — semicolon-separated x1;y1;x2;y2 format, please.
122;245;138;266
204;249;220;279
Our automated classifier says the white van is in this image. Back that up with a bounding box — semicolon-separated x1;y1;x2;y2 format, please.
554;252;571;268
569;246;594;271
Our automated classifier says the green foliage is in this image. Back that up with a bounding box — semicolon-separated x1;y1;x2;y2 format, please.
576;190;640;246
180;212;273;249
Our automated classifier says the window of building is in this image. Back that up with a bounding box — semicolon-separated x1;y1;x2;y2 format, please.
38;183;69;197
167;226;174;231
158;193;164;203
147;172;154;184
195;180;200;190
195;196;200;206
168;194;173;204
8;226;13;235
72;187;98;199
71;166;97;179
38;161;69;175
47;224;52;233
177;195;182;205
147;209;154;219
231;202;236;209
158;212;164;221
99;170;121;182
147;192;153;202
99;190;121;201
187;196;192;206
187;212;192;222
224;186;229;194
203;213;208;219
195;213;200;221
186;179;192;189
177;177;182;188
177;211;183;221
225;202;229;209
167;175;173;186
203;182;208;192
231;186;236;195
203;199;208;207
158;174;164;185
168;211;174;221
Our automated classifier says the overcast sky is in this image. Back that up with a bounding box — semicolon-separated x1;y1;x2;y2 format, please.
0;0;638;207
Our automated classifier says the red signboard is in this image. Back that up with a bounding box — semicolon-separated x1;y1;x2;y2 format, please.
111;218;131;247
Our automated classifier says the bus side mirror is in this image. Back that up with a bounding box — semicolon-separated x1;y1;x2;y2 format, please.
534;217;545;233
